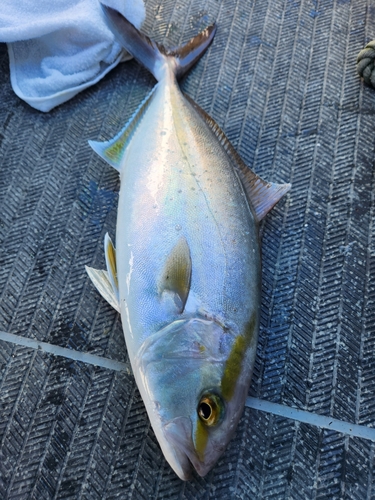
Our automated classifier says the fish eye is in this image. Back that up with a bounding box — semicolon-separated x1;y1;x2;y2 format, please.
197;393;224;426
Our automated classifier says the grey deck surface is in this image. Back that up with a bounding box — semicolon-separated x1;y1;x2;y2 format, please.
0;0;374;498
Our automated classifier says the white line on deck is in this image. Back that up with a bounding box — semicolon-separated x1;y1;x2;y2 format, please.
0;330;129;373
245;397;375;441
1;331;375;442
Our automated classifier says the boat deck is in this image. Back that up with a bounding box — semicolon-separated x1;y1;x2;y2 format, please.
0;0;374;498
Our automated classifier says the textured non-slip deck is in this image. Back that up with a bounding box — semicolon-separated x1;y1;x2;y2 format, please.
0;0;374;498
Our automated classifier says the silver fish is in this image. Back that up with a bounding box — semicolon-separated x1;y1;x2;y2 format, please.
86;5;291;480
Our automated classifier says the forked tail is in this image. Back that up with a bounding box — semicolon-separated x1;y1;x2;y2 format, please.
101;3;216;81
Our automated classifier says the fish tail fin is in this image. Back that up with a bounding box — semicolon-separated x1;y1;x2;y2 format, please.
101;4;216;81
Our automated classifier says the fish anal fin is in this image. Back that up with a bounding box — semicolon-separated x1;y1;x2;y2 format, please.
85;266;120;313
184;93;291;221
159;236;192;314
89;85;157;171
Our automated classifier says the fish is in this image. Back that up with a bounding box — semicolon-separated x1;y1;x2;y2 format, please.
85;4;291;481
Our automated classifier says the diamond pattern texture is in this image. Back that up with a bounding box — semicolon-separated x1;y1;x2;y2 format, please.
0;0;374;498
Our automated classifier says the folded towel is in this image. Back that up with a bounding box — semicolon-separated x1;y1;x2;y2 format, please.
0;0;145;111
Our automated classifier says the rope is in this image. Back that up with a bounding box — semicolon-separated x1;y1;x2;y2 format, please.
357;40;375;87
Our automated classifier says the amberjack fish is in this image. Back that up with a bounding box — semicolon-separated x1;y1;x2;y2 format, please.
86;5;291;480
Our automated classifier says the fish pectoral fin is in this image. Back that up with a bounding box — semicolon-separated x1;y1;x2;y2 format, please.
183;93;291;222
88;85;157;171
85;266;121;313
159;236;192;314
104;233;119;302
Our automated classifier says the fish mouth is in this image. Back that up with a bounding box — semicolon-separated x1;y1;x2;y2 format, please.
164;417;217;479
159;417;193;480
166;442;194;481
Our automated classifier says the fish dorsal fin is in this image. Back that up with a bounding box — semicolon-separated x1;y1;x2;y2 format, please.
88;85;157;171
184;94;291;221
159;236;192;314
104;233;119;302
85;266;120;313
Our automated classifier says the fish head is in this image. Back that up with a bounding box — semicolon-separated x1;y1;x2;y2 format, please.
135;316;256;480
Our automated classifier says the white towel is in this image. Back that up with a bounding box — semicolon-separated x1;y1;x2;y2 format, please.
0;0;145;112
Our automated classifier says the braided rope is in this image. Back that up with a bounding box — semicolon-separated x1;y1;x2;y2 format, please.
357;40;375;87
